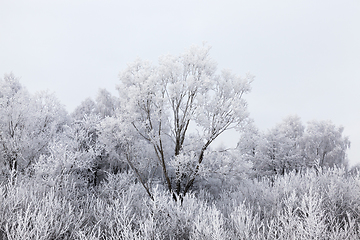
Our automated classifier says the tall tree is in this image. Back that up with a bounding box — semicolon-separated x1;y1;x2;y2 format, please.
114;45;253;198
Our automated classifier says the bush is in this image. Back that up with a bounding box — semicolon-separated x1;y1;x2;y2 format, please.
0;167;359;239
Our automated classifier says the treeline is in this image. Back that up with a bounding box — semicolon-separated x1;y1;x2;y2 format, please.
0;45;352;193
0;45;358;239
238;115;350;178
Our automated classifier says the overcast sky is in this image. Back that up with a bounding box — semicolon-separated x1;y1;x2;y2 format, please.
1;0;359;166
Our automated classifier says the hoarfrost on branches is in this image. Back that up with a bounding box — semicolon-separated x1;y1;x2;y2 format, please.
114;44;253;198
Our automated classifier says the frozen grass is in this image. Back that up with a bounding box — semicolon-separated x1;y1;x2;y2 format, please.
0;168;359;239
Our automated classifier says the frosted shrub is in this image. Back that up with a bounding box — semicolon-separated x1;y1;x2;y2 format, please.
300;189;326;238
230;202;264;240
34;141;94;192
216;168;360;239
105;198;139;239
190;203;227;240
1;163;360;239
0;179;87;239
277;188;326;239
4;193;85;239
138;187;197;240
96;171;138;200
319;168;360;230
195;149;252;198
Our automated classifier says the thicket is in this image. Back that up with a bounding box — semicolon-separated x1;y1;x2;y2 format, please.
0;168;359;239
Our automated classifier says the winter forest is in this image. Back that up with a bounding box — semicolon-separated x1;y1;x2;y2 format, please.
0;45;359;239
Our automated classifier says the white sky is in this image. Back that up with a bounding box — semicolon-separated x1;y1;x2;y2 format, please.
1;0;359;166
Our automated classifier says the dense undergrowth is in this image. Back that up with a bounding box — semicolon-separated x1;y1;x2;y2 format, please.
1;168;359;240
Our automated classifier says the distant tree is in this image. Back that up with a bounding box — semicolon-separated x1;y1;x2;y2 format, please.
111;45;253;198
303;120;350;169
71;89;117;121
71;98;97;121
95;88;117;118
245;116;350;178
243;116;304;177
0;73;68;178
237;122;260;160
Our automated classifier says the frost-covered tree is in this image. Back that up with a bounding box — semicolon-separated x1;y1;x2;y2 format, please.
237;122;261;160
261;115;305;175
70;89;119;184
71;98;97;121
98;116;161;199
244;116;350;177
238;116;305;177
0;73;68;178
72;88;117;121
114;45;253;198
303;120;350;169
35;114;102;187
96;88;117;118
